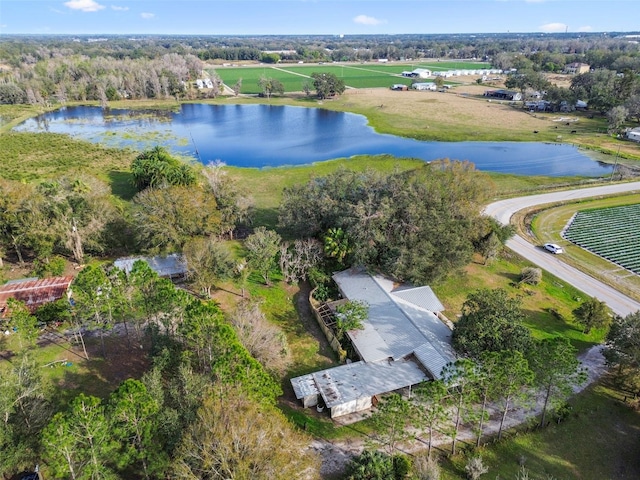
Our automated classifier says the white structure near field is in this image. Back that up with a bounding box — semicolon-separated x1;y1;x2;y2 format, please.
627;127;640;143
291;269;456;419
412;82;437;91
402;68;431;78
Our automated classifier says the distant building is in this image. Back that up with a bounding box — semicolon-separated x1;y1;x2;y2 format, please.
391;84;408;91
402;68;431;78
412;82;437;91
627;127;640;143
484;89;522;101
564;62;590;75
0;276;73;318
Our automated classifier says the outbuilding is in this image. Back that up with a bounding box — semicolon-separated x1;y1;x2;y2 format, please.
412;82;437;91
0;276;73;318
113;253;188;281
627;127;640;143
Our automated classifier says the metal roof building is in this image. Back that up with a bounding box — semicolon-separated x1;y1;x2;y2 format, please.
291;268;457;418
0;276;73;318
332;269;456;370
292;359;427;418
113;253;188;280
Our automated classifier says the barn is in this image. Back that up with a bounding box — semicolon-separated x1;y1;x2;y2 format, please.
113;253;188;281
627;127;640;143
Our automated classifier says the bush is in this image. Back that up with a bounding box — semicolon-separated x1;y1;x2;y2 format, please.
465;455;489;480
393;454;412;478
346;450;395;480
520;267;542;285
32;256;67;277
413;454;441;480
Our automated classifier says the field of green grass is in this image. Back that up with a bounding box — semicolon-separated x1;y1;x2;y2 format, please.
208;60;491;94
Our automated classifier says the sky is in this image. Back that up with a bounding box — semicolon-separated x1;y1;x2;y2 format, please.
0;0;637;36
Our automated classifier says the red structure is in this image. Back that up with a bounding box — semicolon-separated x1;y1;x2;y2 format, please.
0;276;73;318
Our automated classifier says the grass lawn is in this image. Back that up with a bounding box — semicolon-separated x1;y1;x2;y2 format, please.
0;329;150;410
433;252;604;353
208;61;492;94
441;380;640;480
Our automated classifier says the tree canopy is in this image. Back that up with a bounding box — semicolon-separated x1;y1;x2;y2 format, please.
278;161;493;284
311;72;346;99
452;288;533;359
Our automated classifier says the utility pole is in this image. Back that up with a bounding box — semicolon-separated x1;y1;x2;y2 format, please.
610;144;621;182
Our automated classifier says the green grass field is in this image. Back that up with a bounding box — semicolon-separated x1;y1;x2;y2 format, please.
208;60;491;93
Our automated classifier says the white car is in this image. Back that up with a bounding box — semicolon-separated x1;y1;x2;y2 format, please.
544;243;564;254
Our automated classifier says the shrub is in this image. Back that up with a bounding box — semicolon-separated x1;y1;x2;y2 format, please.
520;266;542;285
32;256;67;277
465;455;489;480
392;454;412;478
413;454;441;480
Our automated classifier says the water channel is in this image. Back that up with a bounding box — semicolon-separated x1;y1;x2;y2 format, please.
14;104;614;177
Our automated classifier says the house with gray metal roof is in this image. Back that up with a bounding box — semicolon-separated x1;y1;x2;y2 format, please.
290;268;456;419
113;253;188;281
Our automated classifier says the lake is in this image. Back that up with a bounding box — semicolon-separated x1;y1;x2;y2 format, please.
14;104;614;177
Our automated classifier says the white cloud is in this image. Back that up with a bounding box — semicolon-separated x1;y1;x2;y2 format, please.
577;25;593;32
111;5;129;11
64;0;105;12
141;12;155;19
539;22;567;33
353;15;386;26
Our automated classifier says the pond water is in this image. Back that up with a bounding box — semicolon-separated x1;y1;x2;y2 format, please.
14;104;614;177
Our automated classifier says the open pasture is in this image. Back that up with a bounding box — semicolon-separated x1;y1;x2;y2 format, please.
563;203;640;275
209;60;491;93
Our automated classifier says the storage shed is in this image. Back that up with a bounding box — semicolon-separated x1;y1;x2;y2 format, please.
113;253;188;281
0;276;73;318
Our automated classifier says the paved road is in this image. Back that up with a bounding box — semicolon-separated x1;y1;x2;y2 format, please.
483;181;640;317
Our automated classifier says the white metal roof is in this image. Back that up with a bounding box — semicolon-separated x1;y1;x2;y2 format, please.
113;253;187;278
291;373;320;399
391;285;445;312
332;268;456;371
292;359;428;408
413;343;450;380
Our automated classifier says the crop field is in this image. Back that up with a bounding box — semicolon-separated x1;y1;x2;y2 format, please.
563;203;640;275
208;60;490;94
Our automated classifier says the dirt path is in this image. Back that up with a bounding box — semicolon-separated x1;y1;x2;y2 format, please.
311;344;608;478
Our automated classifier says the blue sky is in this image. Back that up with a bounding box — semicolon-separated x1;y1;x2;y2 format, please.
0;0;637;36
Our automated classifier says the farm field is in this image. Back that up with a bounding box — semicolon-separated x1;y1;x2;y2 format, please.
563;203;640;275
528;193;640;302
208;60;491;93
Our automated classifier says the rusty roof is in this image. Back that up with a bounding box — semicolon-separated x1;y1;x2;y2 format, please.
0;276;73;317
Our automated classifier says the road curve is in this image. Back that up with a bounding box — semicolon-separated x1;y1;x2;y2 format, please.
483;181;640;317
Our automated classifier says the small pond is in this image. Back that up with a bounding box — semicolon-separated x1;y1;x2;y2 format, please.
13;104;614;177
